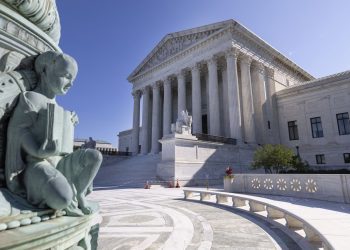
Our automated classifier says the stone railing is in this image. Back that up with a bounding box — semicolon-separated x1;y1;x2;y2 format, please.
224;174;350;204
183;189;341;250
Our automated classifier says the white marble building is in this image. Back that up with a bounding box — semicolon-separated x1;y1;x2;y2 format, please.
120;19;350;170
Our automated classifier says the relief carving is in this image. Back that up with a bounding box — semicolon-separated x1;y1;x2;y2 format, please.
136;28;221;75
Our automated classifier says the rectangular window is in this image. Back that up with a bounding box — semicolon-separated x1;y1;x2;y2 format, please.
344;153;350;164
316;154;326;164
288;121;299;140
337;112;350;135
310;117;324;138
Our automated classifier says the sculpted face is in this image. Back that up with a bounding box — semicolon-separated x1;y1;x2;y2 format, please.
45;56;78;95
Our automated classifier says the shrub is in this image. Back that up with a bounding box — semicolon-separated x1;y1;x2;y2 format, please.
252;144;296;174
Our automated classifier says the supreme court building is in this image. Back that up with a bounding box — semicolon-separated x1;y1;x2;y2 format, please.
119;20;350;170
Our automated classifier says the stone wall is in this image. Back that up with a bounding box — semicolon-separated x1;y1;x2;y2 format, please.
277;71;350;168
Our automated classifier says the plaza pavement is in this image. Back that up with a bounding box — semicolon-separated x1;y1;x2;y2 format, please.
91;157;350;249
89;187;302;249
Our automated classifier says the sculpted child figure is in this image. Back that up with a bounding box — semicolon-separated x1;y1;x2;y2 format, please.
5;51;102;216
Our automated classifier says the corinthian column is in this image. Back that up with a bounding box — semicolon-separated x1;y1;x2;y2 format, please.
151;82;161;154
251;62;266;144
191;63;202;134
265;67;280;144
177;71;186;116
131;90;141;155
225;48;242;141
141;87;150;154
239;55;256;143
163;77;172;136
207;56;220;136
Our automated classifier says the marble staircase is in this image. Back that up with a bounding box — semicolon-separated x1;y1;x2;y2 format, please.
94;154;161;189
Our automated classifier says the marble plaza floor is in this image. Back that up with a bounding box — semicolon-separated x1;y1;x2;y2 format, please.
89;188;300;250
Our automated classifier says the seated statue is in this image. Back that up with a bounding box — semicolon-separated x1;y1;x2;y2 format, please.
5;51;102;216
173;110;192;134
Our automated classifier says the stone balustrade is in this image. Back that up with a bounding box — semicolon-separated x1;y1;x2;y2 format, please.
224;174;350;203
182;188;345;250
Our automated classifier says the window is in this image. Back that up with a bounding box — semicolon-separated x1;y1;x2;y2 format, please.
288;121;299;140
344;153;350;164
310;117;324;138
268;121;271;129
337;112;350;135
316;154;325;164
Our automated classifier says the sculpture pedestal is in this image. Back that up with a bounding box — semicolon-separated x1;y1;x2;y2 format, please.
158;133;257;186
0;188;101;250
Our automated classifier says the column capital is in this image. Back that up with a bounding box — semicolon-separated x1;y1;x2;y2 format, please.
132;89;141;98
207;55;218;66
151;81;161;90
162;76;171;85
225;47;240;59
265;67;274;78
141;86;150;94
251;61;265;72
175;70;186;82
190;62;201;72
240;54;253;66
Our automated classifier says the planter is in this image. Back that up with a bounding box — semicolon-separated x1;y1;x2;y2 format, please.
223;175;234;190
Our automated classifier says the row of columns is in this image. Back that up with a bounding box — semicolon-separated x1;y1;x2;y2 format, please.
131;48;276;154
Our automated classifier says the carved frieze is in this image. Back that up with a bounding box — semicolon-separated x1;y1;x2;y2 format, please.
136;28;221;75
0;13;57;53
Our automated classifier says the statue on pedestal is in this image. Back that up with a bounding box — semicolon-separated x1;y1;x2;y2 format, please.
172;110;193;135
82;137;97;150
4;51;102;216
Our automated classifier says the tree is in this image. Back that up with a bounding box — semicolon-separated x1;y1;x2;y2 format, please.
251;144;295;174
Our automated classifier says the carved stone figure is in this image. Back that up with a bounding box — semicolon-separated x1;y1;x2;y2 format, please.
82;137;97;149
5;51;102;216
172;110;193;134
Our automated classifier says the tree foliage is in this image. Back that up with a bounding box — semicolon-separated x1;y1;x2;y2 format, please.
251;144;308;174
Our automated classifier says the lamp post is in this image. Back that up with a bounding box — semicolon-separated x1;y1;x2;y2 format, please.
296;146;300;159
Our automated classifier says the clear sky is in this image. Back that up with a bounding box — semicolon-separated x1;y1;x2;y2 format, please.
56;0;350;147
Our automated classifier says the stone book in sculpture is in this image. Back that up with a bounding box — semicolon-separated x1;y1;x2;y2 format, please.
46;102;74;154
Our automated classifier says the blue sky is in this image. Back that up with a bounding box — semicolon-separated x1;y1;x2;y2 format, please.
56;0;350;147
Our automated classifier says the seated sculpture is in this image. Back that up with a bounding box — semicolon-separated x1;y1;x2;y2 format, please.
5;51;102;216
172;110;193;134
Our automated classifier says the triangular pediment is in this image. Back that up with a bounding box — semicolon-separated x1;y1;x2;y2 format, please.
128;20;233;80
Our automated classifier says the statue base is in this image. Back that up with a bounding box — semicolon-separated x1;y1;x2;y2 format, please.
0;188;101;250
158;133;257;186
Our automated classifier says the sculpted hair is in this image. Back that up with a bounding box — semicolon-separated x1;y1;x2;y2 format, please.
34;51;77;75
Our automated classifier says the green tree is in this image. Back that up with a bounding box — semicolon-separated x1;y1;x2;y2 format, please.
251;144;295;173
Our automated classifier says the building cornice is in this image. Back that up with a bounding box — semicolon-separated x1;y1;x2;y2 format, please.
276;70;350;99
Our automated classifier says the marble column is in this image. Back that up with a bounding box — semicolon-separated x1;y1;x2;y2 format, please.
151;82;161;153
131;90;141;155
191;63;202;134
141;87;150;154
251;62;266;144
207;56;220;136
240;55;256;143
265;67;280;144
163;77;172;136
177;71;186;116
225;48;242;140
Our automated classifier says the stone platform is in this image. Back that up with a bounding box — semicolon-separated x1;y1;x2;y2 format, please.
89;188;308;249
